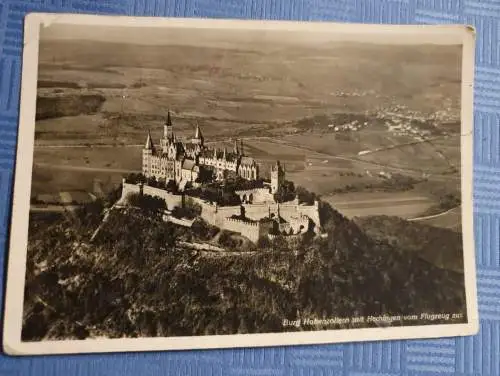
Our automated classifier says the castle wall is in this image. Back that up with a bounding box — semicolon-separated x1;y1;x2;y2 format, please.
142;185;183;210
216;205;241;217
297;202;321;229
242;203;269;221
120;182;183;210
241;201;320;226
120;182;321;242
188;196;218;226
222;217;261;243
119;182;141;205
235;188;274;204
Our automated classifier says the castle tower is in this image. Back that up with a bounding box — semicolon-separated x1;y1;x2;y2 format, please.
142;131;155;177
164;110;174;141
161;111;174;154
240;140;244;156
271;160;285;194
191;122;204;146
234;139;239;155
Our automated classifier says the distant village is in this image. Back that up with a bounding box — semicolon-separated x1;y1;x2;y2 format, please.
118;112;322;243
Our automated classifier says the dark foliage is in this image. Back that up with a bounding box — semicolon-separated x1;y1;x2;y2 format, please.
196;168;215;184
355;215;464;273
23;197;467;341
296;186;318;205
126;193;166;216
185;184;241;206
331;173;420;194
171;198;202;219
36;94;106;121
105;185;123;207
124;173;146;185
273;181;296;203
224;177;265;192
73;199;106;234
422;193;461;216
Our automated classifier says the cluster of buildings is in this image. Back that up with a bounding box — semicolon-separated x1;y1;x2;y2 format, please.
127;112;321;244
142;112;260;191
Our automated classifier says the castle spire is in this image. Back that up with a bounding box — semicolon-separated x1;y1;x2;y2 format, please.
166;110;172;127
194;122;202;138
164;110;173;140
240;139;244;156
145;130;154;150
192;122;204;146
234;139;239;155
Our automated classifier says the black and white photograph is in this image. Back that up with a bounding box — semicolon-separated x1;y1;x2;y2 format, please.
3;15;477;355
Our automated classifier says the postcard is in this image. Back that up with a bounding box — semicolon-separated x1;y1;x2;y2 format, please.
3;13;478;355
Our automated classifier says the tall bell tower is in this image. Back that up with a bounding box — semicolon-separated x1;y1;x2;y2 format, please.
270;160;285;194
161;111;174;153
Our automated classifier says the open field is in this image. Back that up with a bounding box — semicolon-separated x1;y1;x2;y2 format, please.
31;135;459;226
324;191;435;219
33;146;143;170
36;39;461;141
31;164;126;197
412;206;462;231
30;37;462;229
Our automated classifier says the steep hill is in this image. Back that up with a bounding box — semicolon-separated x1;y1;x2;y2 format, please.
354;215;464;273
22;200;466;340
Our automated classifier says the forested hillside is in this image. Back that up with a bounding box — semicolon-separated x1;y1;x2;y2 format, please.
355;215;464;273
22;198;466;340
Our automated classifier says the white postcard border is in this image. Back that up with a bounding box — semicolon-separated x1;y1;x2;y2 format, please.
3;13;478;356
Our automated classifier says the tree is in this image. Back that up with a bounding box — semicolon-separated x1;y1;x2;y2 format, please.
295;186;317;205
75;199;105;231
127;193;166;215
166;179;178;193
220;191;241;206
125;173;146;185
106;185;122;206
148;176;158;188
171;198;202;220
273;181;295;203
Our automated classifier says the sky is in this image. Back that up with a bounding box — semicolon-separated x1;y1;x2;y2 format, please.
38;20;468;49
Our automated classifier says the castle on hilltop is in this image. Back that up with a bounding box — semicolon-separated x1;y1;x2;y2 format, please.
120;111;322;244
143;112;265;191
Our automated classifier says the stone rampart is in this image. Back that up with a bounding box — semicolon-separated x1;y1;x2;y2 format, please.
119;182;141;205
242;203;270;221
297;201;321;229
216;205;241;216
222;217;261;243
120;182;321;242
273;201;321;230
235;188;274;204
120;181;183;210
142;185;183;210
242;201;319;227
188;196;218;225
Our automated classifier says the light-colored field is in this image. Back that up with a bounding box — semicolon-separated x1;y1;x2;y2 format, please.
323;191;435;219
30;136;451;224
34;146;143;171
31;164;127;196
